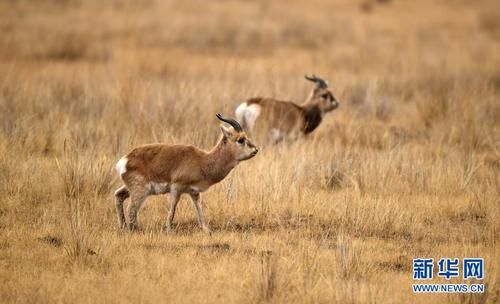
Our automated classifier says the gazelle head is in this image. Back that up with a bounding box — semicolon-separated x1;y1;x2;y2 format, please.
305;74;339;112
216;113;258;161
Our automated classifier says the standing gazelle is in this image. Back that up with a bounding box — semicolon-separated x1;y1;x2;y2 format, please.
235;75;339;144
114;113;258;233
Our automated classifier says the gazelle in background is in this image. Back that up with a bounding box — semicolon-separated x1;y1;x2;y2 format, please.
235;75;339;144
114;113;258;233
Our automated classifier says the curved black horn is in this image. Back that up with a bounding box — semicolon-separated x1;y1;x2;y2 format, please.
216;113;243;132
304;74;317;82
304;74;328;89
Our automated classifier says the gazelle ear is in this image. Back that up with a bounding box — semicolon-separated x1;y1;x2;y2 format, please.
220;124;233;138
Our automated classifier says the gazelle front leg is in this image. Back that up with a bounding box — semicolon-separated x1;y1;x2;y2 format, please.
189;192;211;234
164;190;181;233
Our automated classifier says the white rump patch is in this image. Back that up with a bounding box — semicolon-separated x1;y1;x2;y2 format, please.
116;157;128;176
235;102;248;125
235;102;260;132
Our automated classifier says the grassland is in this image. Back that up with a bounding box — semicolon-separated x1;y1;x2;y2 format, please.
0;0;499;303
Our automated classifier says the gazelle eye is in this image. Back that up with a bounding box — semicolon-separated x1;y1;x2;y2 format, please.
237;138;245;144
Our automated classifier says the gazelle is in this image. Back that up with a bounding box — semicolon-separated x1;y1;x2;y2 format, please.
235;75;339;144
114;113;258;233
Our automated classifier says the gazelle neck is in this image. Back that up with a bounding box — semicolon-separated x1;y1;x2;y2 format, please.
300;103;322;134
205;137;238;183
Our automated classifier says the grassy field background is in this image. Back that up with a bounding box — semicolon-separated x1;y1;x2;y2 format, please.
0;0;499;303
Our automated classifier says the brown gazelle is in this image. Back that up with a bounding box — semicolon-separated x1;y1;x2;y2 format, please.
114;113;258;233
235;75;339;144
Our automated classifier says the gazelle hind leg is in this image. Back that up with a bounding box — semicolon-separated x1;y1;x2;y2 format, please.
164;190;181;233
114;185;129;229
189;192;211;234
127;187;149;231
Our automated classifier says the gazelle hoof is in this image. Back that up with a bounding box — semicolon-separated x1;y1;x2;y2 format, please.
163;226;174;234
128;223;139;231
202;227;212;236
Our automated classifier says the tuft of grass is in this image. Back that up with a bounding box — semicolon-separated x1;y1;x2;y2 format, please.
257;250;277;302
336;234;363;280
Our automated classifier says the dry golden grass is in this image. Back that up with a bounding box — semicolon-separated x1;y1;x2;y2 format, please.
0;0;499;303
